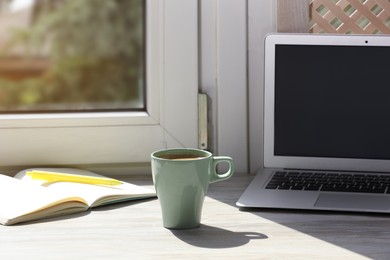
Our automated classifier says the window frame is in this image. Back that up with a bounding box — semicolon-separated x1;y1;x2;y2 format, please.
199;0;248;173
0;0;198;169
248;0;276;173
200;0;276;173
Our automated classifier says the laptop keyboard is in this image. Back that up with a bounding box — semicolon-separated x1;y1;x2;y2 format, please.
265;171;390;194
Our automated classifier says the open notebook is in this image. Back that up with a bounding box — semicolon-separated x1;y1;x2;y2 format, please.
237;33;390;213
0;168;156;225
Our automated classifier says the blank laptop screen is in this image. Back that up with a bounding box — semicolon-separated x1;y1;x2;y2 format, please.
274;44;390;160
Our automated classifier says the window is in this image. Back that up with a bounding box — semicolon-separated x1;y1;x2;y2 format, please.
0;0;145;112
0;0;198;171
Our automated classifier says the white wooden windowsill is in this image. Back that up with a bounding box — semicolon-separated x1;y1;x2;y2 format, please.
1;174;389;259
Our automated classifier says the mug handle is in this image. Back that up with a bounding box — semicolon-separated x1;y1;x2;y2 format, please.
210;156;235;183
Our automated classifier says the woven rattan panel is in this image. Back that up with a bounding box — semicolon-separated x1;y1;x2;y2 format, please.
310;0;390;34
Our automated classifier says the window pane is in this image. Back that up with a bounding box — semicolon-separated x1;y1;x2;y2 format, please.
0;0;145;113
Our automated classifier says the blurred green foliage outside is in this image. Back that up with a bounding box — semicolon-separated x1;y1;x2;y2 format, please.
0;0;144;112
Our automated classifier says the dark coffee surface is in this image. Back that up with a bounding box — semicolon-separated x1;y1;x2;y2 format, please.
158;154;204;160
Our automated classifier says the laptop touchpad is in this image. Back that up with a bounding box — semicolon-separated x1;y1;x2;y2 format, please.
315;194;390;210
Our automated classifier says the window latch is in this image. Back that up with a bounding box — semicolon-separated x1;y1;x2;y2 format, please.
198;93;208;150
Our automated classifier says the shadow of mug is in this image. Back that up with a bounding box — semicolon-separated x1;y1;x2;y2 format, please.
170;224;268;249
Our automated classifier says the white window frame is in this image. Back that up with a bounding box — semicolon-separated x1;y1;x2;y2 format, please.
200;0;248;173
248;0;276;173
0;0;198;170
200;0;276;173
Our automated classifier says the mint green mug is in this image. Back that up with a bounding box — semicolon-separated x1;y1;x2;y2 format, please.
151;148;234;229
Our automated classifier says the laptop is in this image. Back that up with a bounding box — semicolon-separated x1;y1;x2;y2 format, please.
237;33;390;213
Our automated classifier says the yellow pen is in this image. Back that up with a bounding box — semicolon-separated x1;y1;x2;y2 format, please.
26;171;123;186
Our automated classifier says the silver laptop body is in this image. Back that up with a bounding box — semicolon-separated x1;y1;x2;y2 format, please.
237;33;390;213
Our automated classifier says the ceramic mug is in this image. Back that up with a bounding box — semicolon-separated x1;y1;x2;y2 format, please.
151;148;234;229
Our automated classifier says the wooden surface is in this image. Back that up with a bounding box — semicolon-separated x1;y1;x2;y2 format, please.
1;174;390;259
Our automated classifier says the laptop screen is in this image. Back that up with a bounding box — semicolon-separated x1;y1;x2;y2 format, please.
263;34;390;172
274;44;390;160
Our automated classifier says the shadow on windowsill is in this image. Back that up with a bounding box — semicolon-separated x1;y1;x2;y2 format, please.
170;224;267;249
